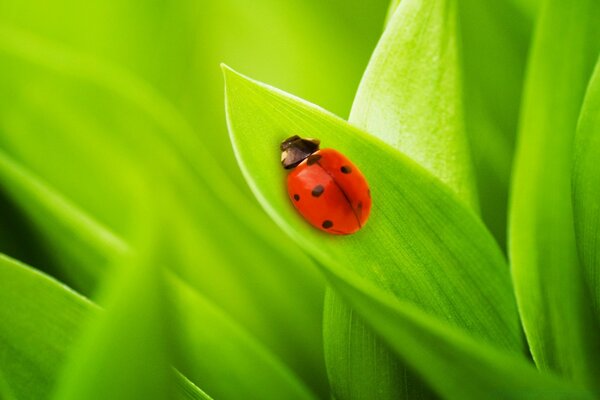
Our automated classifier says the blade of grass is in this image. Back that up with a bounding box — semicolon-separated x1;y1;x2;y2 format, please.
351;0;477;208
509;0;600;390
324;261;593;399
171;275;317;400
223;65;590;399
51;182;175;400
458;0;532;248
325;0;476;397
222;66;531;396
573;57;600;323
0;253;211;400
0;148;129;291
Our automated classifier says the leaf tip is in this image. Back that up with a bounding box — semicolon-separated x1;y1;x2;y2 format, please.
221;63;248;89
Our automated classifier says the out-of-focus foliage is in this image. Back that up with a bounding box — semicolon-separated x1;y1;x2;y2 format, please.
509;0;600;391
1;0;600;399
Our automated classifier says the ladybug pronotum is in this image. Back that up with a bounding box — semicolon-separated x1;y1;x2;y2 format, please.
281;135;371;235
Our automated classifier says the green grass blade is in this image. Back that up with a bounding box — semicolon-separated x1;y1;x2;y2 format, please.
0;148;129;291
223;64;520;345
0;254;210;400
324;263;592;399
51;194;174;400
383;0;401;26
175;372;213;400
509;0;600;390
171;276;317;400
225;65;589;399
573;58;600;323
325;0;475;397
352;0;476;208
223;66;530;397
458;0;532;248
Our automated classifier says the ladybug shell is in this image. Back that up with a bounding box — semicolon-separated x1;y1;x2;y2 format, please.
287;148;371;235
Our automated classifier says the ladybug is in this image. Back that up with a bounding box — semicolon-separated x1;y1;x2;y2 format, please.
281;135;371;235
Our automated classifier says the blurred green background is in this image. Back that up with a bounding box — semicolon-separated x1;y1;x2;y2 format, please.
0;1;390;399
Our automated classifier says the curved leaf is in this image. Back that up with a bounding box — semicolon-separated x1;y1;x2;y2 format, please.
458;0;532;248
52;192;173;400
325;0;475;397
325;262;592;399
573;58;600;323
223;66;590;399
352;0;476;207
0;254;210;400
509;0;600;390
171;276;316;400
224;64;519;343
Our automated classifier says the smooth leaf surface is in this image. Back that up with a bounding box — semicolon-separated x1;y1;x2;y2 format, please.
0;254;210;400
223;66;529;396
223;66;589;399
324;263;592;399
573;57;600;322
458;0;531;248
351;0;476;207
224;65;520;346
325;0;474;397
509;0;600;390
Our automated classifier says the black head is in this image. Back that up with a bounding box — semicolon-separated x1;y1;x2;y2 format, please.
280;135;320;169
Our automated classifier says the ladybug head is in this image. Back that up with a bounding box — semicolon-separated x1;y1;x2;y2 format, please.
280;135;320;169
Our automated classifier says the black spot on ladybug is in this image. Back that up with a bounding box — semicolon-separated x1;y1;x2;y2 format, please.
341;165;352;174
293;194;300;201
307;154;322;166
322;220;333;229
312;185;324;197
367;189;371;198
357;201;363;209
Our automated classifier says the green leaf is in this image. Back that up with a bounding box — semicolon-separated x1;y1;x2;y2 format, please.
171;276;317;400
222;66;534;397
324;262;592;399
0;253;210;400
52;192;174;400
352;0;477;208
457;0;532;248
509;0;600;390
0;147;129;291
383;0;401;26
325;0;475;397
573;58;600;327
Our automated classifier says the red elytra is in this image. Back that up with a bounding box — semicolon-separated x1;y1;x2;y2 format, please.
280;136;371;235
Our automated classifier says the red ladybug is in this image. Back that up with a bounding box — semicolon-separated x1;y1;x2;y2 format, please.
281;135;371;235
